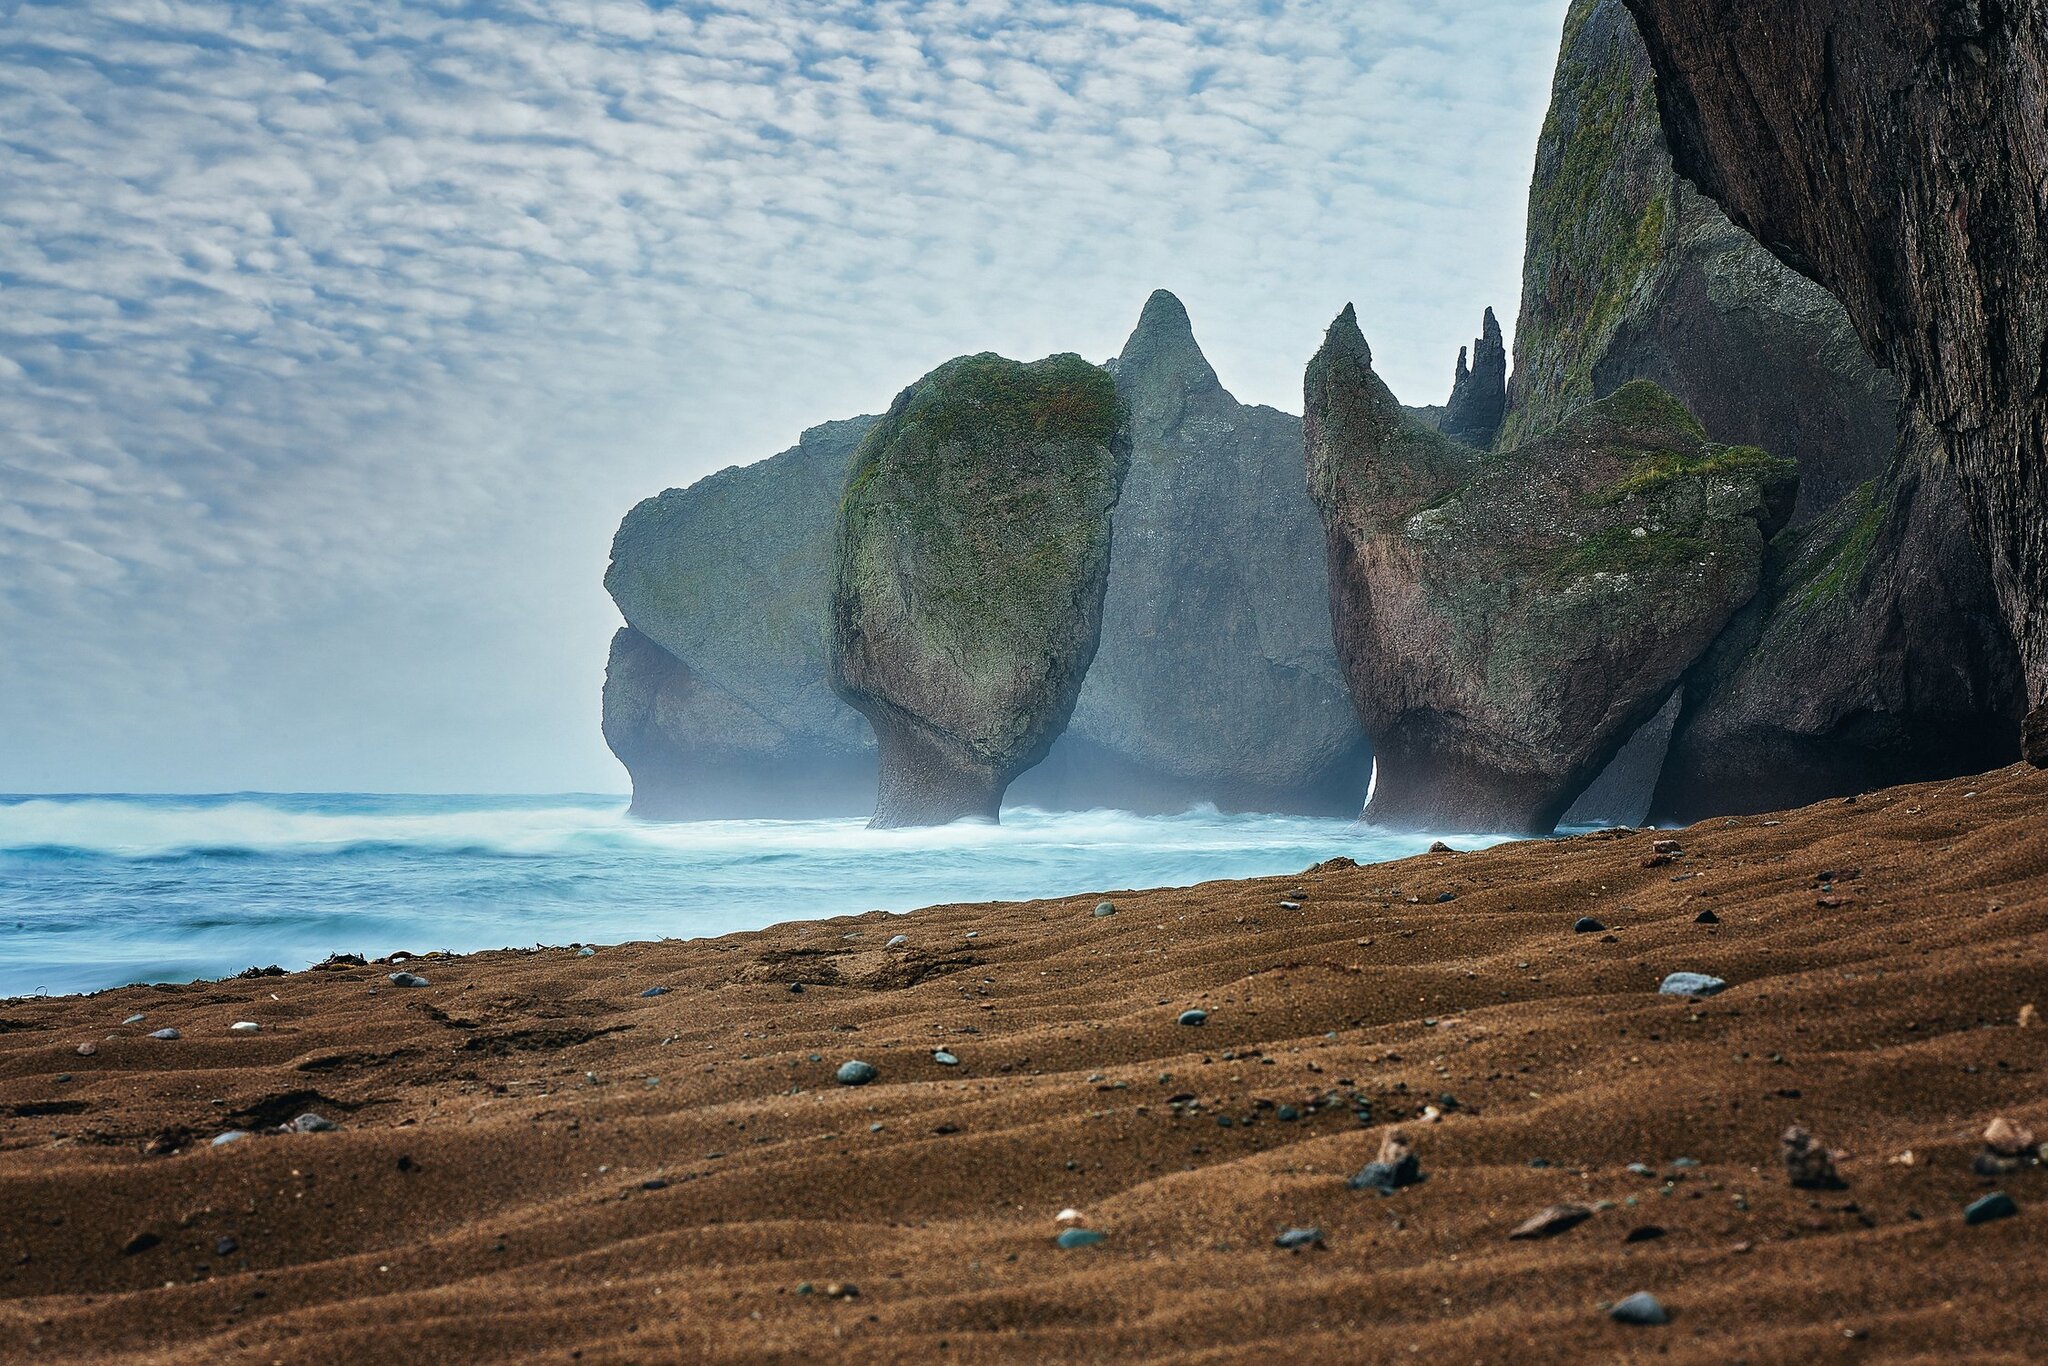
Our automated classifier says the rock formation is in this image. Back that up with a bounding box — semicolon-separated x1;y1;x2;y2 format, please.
1306;304;1794;834
1505;0;2023;815
829;353;1129;827
1619;0;2048;759
1013;291;1370;815
1439;308;1507;449
602;417;879;818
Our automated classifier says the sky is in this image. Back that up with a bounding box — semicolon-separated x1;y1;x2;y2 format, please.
0;0;1573;793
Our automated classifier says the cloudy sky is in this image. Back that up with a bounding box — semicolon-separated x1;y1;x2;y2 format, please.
1;0;1571;793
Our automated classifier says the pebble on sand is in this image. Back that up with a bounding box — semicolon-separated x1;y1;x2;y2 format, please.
1609;1292;1669;1325
1695;910;1721;925
1657;972;1727;998
121;1014;145;1026
74;1042;96;1057
1350;1129;1422;1195
210;1130;253;1148
639;986;670;998
2020;1003;2039;1029
1781;1125;1847;1190
1428;840;1453;853
1056;1228;1105;1249
1964;1192;2018;1226
836;1060;878;1086
292;1113;338;1133
1573;917;1605;934
931;1050;959;1066
148;1028;180;1041
1509;1204;1593;1240
1093;902;1116;918
229;1021;261;1034
1274;1227;1324;1250
886;934;909;947
1177;1009;1209;1027
388;972;429;988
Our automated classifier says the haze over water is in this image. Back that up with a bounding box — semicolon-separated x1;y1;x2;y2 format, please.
0;794;1510;999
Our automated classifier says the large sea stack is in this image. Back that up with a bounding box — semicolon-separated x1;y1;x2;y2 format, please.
1512;0;2022;817
1306;305;1794;834
830;353;1130;828
1017;291;1370;815
1618;0;2048;762
603;418;879;818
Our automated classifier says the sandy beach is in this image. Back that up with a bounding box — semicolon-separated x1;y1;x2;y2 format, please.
6;765;2048;1362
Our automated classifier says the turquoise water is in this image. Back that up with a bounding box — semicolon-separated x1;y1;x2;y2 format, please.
0;793;1503;999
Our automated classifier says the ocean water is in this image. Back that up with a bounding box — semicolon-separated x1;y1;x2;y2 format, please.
0;793;1509;1000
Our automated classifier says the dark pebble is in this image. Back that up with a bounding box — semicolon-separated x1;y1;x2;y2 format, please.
639;986;669;998
836;1060;878;1086
1056;1228;1105;1249
1093;902;1116;918
1657;972;1727;997
1177;1009;1208;1027
1435;892;1455;903
1573;917;1605;934
1349;1154;1421;1195
291;1113;338;1133
1608;1291;1669;1325
1695;910;1720;925
1964;1192;2018;1225
1624;1225;1666;1243
387;972;428;988
120;1232;160;1255
214;1236;238;1256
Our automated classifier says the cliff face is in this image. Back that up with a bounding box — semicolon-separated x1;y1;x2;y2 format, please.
1306;304;1794;834
1016;291;1370;815
1505;0;2023;812
602;417;878;818
1653;423;2025;822
829;354;1130;828
1620;0;2048;757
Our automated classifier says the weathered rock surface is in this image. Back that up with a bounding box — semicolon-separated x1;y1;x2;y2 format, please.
1306;304;1794;834
1440;308;1507;449
1014;291;1369;815
603;418;879;818
1619;0;2048;754
830;353;1130;827
1652;424;2024;821
1512;0;2024;814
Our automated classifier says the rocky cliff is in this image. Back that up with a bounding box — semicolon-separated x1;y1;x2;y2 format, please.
602;417;878;818
1508;0;2023;813
830;354;1130;827
1440;308;1507;449
1014;291;1370;815
1307;305;1794;834
1619;0;2048;760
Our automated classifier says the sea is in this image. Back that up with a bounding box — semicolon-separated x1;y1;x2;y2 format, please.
0;793;1509;1000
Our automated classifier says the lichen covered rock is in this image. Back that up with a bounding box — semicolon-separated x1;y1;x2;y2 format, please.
1017;291;1369;814
603;418;879;818
830;353;1130;827
1306;305;1794;833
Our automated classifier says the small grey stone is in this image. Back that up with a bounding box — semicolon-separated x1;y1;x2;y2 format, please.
291;1113;338;1133
228;1021;261;1034
1657;972;1727;997
932;1050;959;1066
836;1060;878;1086
148;1028;180;1041
1349;1155;1421;1195
1274;1227;1323;1250
121;1014;145;1026
387;972;429;988
1093;901;1116;917
1055;1228;1104;1249
1964;1192;2018;1225
1177;1009;1209;1027
210;1130;253;1148
576;946;596;957
74;1042;96;1057
214;1235;238;1256
1609;1292;1669;1325
886;934;909;947
1573;917;1605;934
639;986;669;998
1626;1162;1656;1177
1428;840;1453;853
1509;1204;1592;1240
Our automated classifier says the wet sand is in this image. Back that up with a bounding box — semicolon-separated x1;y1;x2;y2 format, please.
5;765;2048;1362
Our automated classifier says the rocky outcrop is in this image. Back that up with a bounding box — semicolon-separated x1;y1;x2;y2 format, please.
1440;308;1507;449
1504;0;2024;813
1306;305;1794;834
1652;425;2025;822
603;417;879;818
1013;291;1370;815
829;353;1129;828
1504;0;1896;525
1619;0;2048;755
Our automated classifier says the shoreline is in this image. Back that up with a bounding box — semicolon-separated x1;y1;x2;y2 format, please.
5;765;2047;1360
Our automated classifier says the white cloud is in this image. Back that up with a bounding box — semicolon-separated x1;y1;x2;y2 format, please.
0;0;1571;791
